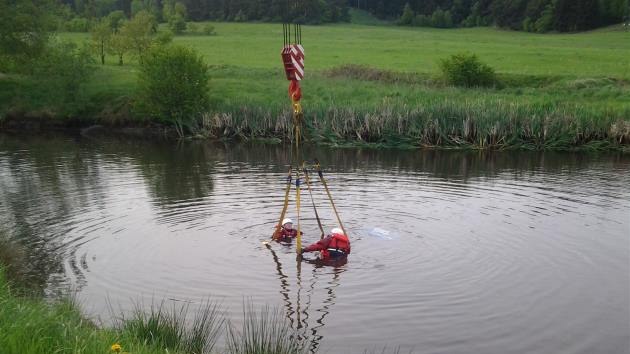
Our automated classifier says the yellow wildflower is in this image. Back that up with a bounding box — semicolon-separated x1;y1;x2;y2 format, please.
111;343;122;352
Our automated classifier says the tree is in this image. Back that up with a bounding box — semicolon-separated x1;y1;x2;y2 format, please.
162;0;175;20
130;0;144;16
451;0;470;25
32;41;95;107
91;19;111;64
122;10;155;62
439;52;496;87
136;45;210;137
399;3;415;25
174;1;187;18
0;0;54;62
492;0;529;29
554;0;599;31
108;31;131;65
168;13;187;34
534;2;554;32
107;10;126;33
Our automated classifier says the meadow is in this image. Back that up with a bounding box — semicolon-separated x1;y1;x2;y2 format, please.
7;22;630;148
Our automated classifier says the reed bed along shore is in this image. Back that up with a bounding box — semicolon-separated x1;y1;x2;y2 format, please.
0;266;311;354
201;101;630;150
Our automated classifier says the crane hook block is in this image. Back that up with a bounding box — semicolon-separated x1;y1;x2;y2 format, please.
281;44;305;81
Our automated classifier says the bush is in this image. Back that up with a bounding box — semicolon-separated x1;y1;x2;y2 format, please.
431;9;454;28
413;14;432;27
439;52;496;87
185;23;216;36
398;3;414;25
168;14;187;34
31;41;95;110
154;30;174;45
136;45;210;137
65;17;91;32
203;24;216;35
187;22;199;34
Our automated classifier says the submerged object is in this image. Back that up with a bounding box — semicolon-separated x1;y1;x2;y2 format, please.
366;227;398;240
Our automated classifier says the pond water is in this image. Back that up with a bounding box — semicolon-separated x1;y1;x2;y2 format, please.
0;133;628;354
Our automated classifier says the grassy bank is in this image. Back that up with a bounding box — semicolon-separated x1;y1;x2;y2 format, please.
1;23;629;149
0;266;308;354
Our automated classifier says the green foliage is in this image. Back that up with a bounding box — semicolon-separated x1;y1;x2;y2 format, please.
29;41;95;111
534;3;555;32
130;0;144;16
227;304;308;354
522;16;534;31
91;19;111;65
123;10;156;61
154;30;174;45
168;14;187;34
0;0;54;60
398;3;415;25
0;266;293;354
174;2;188;19
108;32;131;65
107;10;126;33
233;10;248;22
4;23;629;148
203;24;216;35
136;45;210;137
184;22;216;36
431;8;454;28
64;17;91;32
120;301;223;354
440;52;496;87
554;0;600;31
413;14;432;27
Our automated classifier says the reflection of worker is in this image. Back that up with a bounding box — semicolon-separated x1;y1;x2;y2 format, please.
301;228;350;260
274;218;302;242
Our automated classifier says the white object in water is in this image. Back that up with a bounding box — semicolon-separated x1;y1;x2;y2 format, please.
368;227;394;240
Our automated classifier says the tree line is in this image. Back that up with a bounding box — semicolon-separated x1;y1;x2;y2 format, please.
60;0;349;24
374;0;629;32
53;0;629;31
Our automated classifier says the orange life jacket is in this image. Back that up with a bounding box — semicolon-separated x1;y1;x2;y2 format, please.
321;233;350;259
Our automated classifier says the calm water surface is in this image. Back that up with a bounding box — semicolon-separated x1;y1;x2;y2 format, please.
0;133;628;354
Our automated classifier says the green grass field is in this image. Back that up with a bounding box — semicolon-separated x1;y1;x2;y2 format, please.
5;23;630;149
72;22;629;110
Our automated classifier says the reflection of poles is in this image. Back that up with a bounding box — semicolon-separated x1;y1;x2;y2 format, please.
309;268;344;354
266;244;345;353
296;256;302;330
265;244;295;328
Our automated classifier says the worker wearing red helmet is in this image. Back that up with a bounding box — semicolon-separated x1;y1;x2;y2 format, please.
301;227;350;260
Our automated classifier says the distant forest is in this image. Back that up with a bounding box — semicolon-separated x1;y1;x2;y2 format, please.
63;0;629;31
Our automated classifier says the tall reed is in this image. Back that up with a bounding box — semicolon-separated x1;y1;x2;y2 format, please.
199;100;629;150
226;303;309;354
117;300;223;354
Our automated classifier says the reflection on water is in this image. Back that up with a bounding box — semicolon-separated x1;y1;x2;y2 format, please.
0;132;629;354
265;242;345;353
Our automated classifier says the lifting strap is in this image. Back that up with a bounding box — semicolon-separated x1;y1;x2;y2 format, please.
295;170;302;254
314;159;348;238
303;165;325;239
272;167;293;240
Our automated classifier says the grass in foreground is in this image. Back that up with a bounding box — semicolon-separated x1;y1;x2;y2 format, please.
0;265;308;354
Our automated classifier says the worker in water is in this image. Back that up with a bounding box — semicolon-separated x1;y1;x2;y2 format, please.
274;218;302;242
301;228;350;260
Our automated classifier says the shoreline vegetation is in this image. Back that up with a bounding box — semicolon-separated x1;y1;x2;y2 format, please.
0;262;310;354
2;20;630;151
